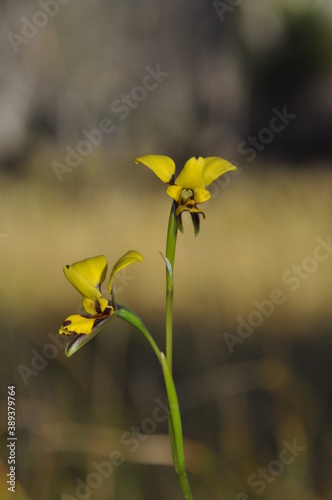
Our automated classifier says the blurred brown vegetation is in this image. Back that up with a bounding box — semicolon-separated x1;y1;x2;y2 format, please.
1;0;332;499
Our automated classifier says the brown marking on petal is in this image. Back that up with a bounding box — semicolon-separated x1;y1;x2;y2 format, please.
92;306;114;327
62;325;85;335
65;265;70;269
59;326;75;335
93;317;104;327
175;200;206;218
62;320;72;326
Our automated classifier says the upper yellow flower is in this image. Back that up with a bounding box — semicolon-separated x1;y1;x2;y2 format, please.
59;250;143;337
135;155;237;220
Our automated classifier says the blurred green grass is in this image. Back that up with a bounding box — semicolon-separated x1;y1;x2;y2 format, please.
1;162;332;499
1;162;331;334
0;161;332;331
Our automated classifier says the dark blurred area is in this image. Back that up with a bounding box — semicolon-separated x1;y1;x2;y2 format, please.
0;0;331;174
1;1;332;499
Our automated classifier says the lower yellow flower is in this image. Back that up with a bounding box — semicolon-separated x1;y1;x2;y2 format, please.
135;155;237;233
59;250;143;337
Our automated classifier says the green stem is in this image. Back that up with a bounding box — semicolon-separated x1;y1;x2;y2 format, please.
165;204;178;373
117;205;192;499
117;304;193;499
164;205;193;499
161;354;193;500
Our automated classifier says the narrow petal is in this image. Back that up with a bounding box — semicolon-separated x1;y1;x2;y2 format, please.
190;212;201;237
135;155;175;183
194;187;210;204
174;157;206;190
203;157;238;186
175;212;184;233
63;255;107;300
108;250;143;293
166;185;182;202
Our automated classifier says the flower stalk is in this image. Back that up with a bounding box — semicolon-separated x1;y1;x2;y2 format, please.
161;353;193;500
165;203;178;373
164;204;193;499
117;304;193;499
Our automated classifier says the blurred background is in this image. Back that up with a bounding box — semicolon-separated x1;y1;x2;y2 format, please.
1;0;332;498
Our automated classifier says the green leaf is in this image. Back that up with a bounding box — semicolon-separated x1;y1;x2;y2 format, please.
160;251;173;282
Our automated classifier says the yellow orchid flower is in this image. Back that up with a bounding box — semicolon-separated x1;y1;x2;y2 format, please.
59;250;143;337
135;155;237;232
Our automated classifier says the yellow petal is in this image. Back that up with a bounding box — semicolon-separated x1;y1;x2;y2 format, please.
82;297;109;315
108;250;143;293
82;298;98;315
194;188;211;204
174;157;206;190
175;203;205;217
203;157;238;186
98;297;109;313
59;314;99;335
166;185;182;202
63;255;107;300
135;155;175;183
